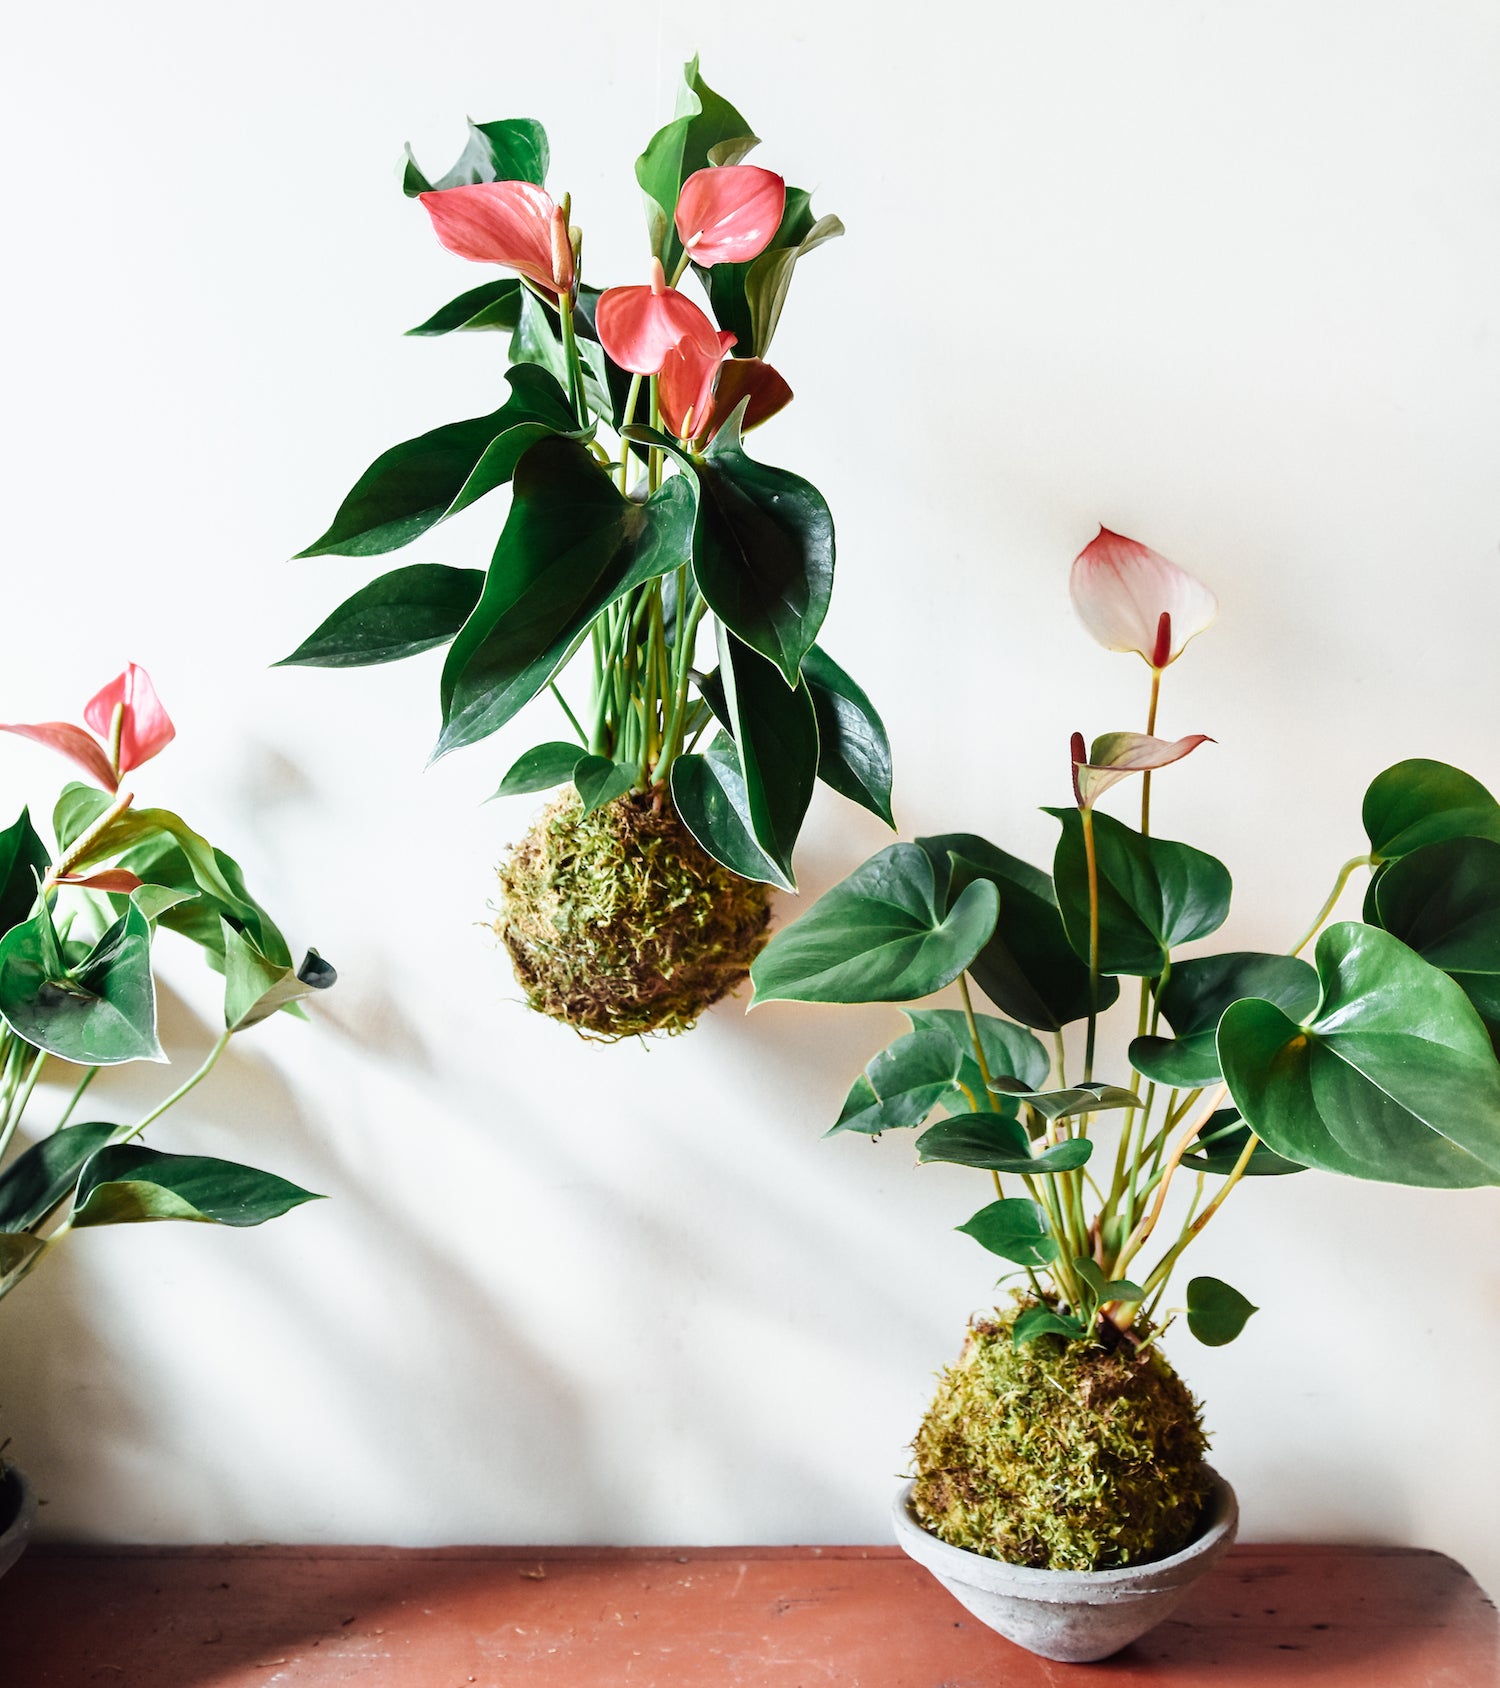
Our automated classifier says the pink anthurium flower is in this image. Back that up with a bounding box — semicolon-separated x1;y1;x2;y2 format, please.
596;260;723;375
1070;730;1212;809
1069;529;1218;670
659;327;737;441
1;664;175;792
675;165;786;267
418;181;575;298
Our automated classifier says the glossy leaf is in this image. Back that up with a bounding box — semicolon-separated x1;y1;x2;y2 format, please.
0;902;162;1064
0;808;48;939
1012;1305;1088;1345
72;1145;322;1228
436;441;696;756
635;57;757;272
1218;921;1500;1187
223;922;320;1031
1050;808;1231;977
670;732;789;888
957;1198;1058;1268
917;833;1116;1031
492;741;587;799
1073;731;1211;808
903;1007;1050;1096
1370;836;1500;1033
1129;951;1320;1087
1072;1255;1146;1306
916;1112;1094;1173
802;646;893;826
689;410;834;684
716;629;819;885
1181;1108;1304;1177
1186;1275;1258;1346
1363;759;1500;863
278;564;486;668
295;365;579;559
405;277;524;336
750;843;998;1005
833;1030;963;1135
573;756;637;817
0;1121;116;1231
402;117;549;196
989;1081;1142;1122
0;1234;45;1278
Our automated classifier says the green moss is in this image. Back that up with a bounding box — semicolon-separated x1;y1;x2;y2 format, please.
911;1303;1211;1572
494;787;772;1040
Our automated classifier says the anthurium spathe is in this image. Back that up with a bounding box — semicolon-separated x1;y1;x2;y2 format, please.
419;181;575;298
658;323;737;440
595;260;725;375
1;664;176;792
675;165;785;267
1069;529;1218;670
1071;731;1212;809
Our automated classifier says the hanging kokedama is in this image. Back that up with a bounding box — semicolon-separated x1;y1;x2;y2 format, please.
282;60;892;1038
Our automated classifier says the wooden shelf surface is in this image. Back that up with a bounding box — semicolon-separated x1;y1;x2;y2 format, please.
0;1541;1494;1685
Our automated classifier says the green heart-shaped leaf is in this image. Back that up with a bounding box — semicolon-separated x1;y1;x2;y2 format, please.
0;807;48;939
1370;836;1500;1035
491;741;588;800
1130;951;1319;1087
1180;1108;1304;1177
0;1121;117;1231
406;278;525;337
1012;1305;1088;1346
903;1007;1050;1098
1049;808;1231;977
916;1112;1094;1173
278;564;486;669
72;1145;323;1228
957;1197;1058;1267
832;1029;963;1135
802;645;893;827
750;843;998;1005
402;116;549;196
1363;759;1500;863
573;757;637;817
1186;1275;1258;1346
670;733;789;889
1219;920;1500;1187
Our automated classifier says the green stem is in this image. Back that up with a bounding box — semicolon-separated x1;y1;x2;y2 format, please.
1290;854;1371;957
55;1065;100;1132
116;1030;234;1147
550;683;588;747
557;292;586;425
1081;807;1101;1083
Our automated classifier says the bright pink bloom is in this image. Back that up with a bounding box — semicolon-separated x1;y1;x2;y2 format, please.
1069;529;1218;669
596;260;723;375
659;328;737;441
418;182;574;298
675;166;785;267
1071;731;1212;809
2;664;175;791
84;663;175;776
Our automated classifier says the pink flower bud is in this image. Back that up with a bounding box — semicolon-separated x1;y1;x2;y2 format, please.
1069;529;1217;669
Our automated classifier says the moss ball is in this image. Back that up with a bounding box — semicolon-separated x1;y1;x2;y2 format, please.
911;1305;1211;1572
493;786;772;1040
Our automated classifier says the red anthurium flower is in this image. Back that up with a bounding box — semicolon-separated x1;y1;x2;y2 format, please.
1069;529;1218;669
596;260;723;375
1071;731;1212;809
659;327;738;441
418;181;575;298
710;357;794;437
84;663;175;776
675;166;786;267
2;664;175;791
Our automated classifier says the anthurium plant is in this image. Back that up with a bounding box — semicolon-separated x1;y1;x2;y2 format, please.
0;666;335;1309
749;529;1500;1568
282;60;890;1039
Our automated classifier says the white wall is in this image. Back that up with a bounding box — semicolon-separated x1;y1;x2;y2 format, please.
4;0;1498;1596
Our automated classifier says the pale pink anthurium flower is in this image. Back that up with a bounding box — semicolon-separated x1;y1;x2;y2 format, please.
1069;528;1218;669
1070;730;1212;809
418;181;575;298
674;166;785;267
1;663;176;791
596;259;726;375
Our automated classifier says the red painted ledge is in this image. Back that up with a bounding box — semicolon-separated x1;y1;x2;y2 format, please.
1;1541;1495;1686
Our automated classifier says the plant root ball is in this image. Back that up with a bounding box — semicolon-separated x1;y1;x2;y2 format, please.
494;787;772;1040
911;1305;1211;1572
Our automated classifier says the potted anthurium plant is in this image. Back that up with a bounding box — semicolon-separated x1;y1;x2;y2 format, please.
750;529;1500;1662
0;665;335;1575
282;59;891;1039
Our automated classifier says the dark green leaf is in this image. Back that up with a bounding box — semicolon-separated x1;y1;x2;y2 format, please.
0;808;48;938
717;629;818;885
990;1082;1142;1122
1129;952;1319;1087
72;1145;322;1228
750;843;998;1004
1072;1255;1146;1305
957;1197;1058;1267
222;921;319;1031
700;187;844;358
402;117;549;196
903;1007;1050;1096
916;1111;1094;1173
1219;920;1500;1187
635;57;756;272
0;902;161;1064
1049;808;1231;977
1012;1305;1088;1345
406;278;524;337
670;733;789;888
1180;1108;1305;1177
689;411;834;684
277;564;485;668
1186;1275;1258;1346
0;1233;44;1278
1370;836;1500;1034
916;833;1115;1031
833;1030;963;1135
573;756;637;816
1363;759;1500;864
0;1121;116;1231
802;646;893;826
295;365;579;558
492;741;587;800
436;440;696;756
